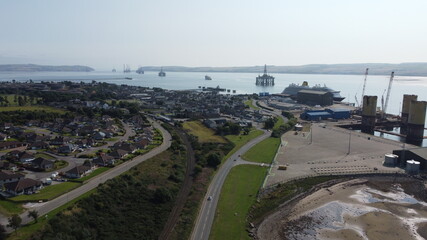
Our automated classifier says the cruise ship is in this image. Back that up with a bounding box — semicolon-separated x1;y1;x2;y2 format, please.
282;81;345;102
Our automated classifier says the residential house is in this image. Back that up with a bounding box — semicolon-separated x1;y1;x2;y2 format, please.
18;151;35;163
58;144;75;154
93;131;106;140
65;165;93;178
4;178;43;195
0;170;24;187
28;141;49;150
110;149;128;159
0;141;26;150
50;136;69;145
0;161;17;171
0;133;8;141
93;153;115;166
30;157;54;171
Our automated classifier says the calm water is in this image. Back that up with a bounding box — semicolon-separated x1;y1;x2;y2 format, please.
1;70;427;117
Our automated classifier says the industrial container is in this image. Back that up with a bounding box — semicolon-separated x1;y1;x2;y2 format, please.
384;154;398;167
406;160;420;174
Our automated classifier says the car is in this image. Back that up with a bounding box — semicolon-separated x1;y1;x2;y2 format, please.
207;196;213;201
234;159;237;161
374;167;378;171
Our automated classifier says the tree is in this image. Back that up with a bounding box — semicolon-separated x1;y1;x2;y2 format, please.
264;117;276;129
0;224;6;240
7;214;21;233
207;153;221;168
28;210;39;223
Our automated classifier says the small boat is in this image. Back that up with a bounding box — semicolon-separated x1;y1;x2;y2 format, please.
205;75;212;80
158;67;166;77
125;77;132;80
112;68;116;72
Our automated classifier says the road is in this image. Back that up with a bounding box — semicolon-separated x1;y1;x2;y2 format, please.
190;129;270;240
0;120;171;226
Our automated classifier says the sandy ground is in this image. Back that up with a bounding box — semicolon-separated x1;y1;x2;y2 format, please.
257;177;427;240
264;122;408;187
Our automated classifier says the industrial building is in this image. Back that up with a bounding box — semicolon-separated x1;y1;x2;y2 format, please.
300;108;350;121
297;90;333;106
393;148;427;171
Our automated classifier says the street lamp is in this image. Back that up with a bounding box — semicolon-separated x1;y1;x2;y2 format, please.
347;127;352;155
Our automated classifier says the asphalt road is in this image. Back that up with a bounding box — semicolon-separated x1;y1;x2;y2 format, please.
0;120;171;227
190;129;270;240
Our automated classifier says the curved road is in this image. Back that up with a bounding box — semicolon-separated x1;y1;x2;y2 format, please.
1;120;171;226
190;129;270;240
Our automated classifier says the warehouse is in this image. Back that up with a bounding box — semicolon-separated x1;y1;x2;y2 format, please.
300;108;351;121
297;90;333;106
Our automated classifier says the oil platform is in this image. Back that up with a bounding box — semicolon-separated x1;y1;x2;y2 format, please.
256;65;274;86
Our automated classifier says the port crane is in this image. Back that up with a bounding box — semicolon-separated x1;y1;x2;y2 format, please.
381;72;395;119
360;68;369;107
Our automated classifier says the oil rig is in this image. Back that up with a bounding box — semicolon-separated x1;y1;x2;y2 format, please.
256;65;274;86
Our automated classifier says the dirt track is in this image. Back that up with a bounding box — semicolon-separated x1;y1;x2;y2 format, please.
158;127;196;240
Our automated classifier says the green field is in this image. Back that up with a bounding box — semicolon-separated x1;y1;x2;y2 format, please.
0;94;40;106
34;153;56;160
0;200;23;217
242;137;280;163
210;165;267;240
183;121;227;143
224;129;263;159
10;182;81;202
0;105;66;113
273;116;284;129
244;99;260;110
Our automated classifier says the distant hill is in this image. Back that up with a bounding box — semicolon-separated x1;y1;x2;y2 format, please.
0;64;94;72
139;63;427;76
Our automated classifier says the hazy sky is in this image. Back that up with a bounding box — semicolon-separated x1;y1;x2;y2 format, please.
1;0;427;70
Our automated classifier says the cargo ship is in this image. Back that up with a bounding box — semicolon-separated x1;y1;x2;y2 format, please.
282;81;345;102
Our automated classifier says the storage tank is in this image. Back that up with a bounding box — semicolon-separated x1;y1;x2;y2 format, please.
406;159;420;174
401;95;417;126
407;100;427;142
361;96;377;133
384;153;398;167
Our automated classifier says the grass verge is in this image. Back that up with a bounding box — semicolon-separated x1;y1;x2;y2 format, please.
9;182;81;202
182;121;227;143
242;137;280;164
210;165;267;240
0;200;23;217
0;106;66;113
224;129;263;160
244;100;260;110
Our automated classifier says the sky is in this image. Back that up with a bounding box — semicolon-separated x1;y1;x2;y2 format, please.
1;0;427;70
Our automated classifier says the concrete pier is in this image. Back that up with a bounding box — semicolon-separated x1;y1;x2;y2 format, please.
361;95;377;133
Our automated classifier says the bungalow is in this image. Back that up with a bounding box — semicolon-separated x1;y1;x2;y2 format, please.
0;161;17;171
0;170;24;187
93;131;106;140
65;165;93;179
0;133;8;141
93;154;115;166
28;141;49;150
0;141;26;150
50;136;69;145
58;144;75;154
4;178;43;195
110;149;128;159
18;151;35;163
30;157;54;170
